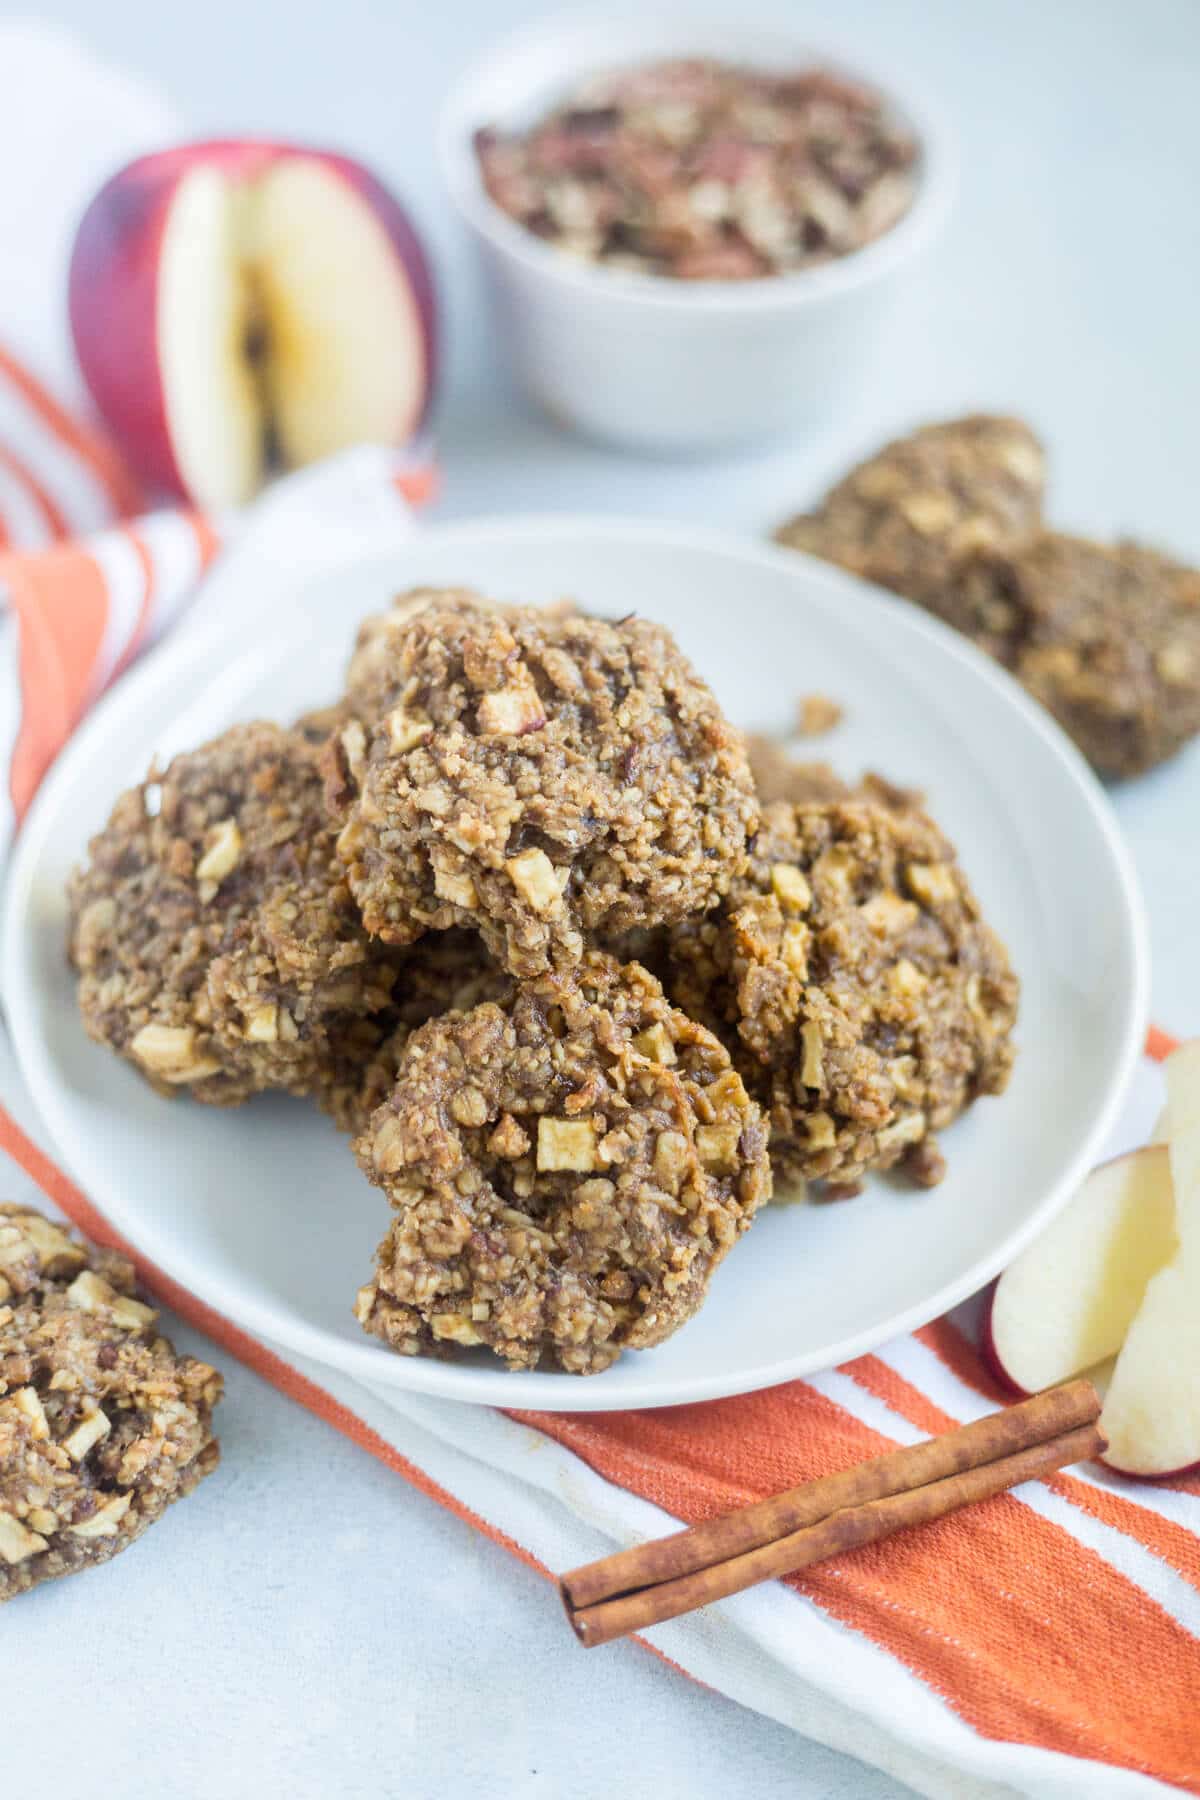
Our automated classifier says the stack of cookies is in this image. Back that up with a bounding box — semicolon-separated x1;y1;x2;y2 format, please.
68;590;1018;1375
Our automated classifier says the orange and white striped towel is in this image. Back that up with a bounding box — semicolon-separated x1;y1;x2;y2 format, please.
0;1038;1193;1798
0;352;432;844
2;24;1198;1800
0;20;434;851
2;427;1196;1798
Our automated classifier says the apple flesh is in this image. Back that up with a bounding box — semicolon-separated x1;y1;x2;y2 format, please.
1097;1040;1200;1476
69;140;436;509
1100;1255;1200;1476
985;1146;1177;1396
1164;1037;1200;1254
986;1039;1200;1478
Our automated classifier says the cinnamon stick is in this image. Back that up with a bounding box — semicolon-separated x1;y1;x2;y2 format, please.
561;1380;1104;1649
562;1377;1100;1613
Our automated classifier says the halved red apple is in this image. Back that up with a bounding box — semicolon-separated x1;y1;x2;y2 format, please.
69;140;436;509
985;1146;1177;1397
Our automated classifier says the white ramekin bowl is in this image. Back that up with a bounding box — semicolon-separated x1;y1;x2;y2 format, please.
438;10;955;453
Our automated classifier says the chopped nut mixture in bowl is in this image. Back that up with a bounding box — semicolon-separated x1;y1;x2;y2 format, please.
439;13;953;449
474;59;918;283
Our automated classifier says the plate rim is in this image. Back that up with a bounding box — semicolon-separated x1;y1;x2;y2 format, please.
2;512;1151;1411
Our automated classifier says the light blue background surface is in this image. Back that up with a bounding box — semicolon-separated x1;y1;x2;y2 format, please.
15;2;1200;1794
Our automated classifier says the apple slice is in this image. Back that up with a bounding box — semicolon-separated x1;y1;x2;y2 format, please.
985;1146;1177;1396
1164;1037;1200;1253
69;141;436;509
1100;1254;1200;1476
1098;1039;1200;1476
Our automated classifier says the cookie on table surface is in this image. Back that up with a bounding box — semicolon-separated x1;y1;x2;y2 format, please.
958;533;1200;780
354;953;772;1374
68;722;399;1107
325;593;759;977
664;800;1018;1190
0;1204;221;1602
774;416;1200;779
775;415;1046;606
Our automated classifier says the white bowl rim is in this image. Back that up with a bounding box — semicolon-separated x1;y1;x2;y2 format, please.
436;3;957;316
2;513;1150;1411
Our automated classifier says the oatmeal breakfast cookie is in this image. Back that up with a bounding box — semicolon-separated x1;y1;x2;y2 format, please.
773;419;1200;777
354;953;772;1374
69;722;399;1107
951;533;1200;779
796;693;844;738
339;587;489;720
293;701;354;747
664;800;1018;1190
325;594;759;977
775;415;1046;606
745;738;851;808
745;735;921;815
0;1204;221;1601
327;930;510;1137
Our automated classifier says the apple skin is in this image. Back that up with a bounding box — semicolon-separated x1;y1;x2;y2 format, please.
979;1287;1030;1398
983;1144;1177;1404
68;139;436;502
1099;1450;1200;1481
987;1278;1200;1478
69;151;180;497
68;142;270;497
985;1132;1198;1481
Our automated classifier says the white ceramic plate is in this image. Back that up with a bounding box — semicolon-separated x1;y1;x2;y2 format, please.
2;518;1148;1410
